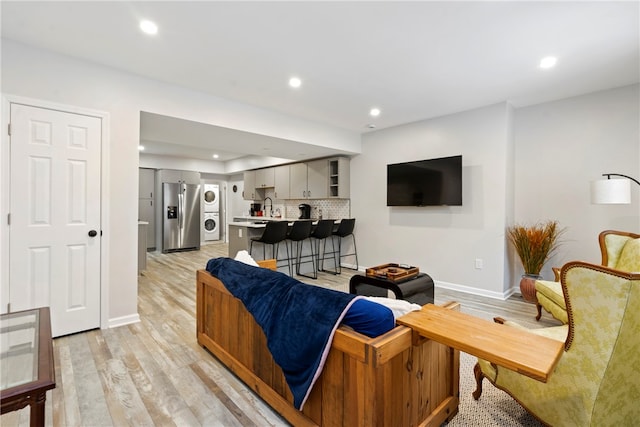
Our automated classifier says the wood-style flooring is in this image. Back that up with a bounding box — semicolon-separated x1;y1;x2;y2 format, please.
1;242;560;426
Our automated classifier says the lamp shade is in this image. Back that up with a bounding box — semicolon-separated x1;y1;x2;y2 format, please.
590;179;631;204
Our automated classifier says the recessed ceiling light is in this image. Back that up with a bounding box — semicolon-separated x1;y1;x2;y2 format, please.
370;108;381;117
539;56;557;69
212;154;219;159
289;77;302;88
140;20;158;35
138;145;145;151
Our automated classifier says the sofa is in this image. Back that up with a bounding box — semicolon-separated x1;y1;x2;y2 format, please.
195;259;460;426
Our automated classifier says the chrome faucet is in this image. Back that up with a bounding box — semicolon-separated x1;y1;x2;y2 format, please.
263;197;273;217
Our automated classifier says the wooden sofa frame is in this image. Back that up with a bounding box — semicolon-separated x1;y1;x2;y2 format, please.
196;262;460;427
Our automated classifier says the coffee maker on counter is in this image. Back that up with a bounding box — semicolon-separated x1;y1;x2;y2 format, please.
250;203;262;216
298;203;311;219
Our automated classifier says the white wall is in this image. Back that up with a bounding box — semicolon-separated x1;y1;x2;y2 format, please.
1;40;361;326
513;84;640;270
352;85;639;298
353;103;513;298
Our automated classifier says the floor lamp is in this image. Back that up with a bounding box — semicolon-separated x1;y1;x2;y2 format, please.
590;173;640;204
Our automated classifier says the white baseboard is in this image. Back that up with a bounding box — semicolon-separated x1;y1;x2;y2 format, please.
435;280;517;301
339;262;361;271
108;313;140;329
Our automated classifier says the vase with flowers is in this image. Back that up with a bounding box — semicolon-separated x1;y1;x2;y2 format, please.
507;220;566;303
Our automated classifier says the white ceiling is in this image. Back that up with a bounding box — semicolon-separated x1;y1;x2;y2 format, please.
2;1;639;164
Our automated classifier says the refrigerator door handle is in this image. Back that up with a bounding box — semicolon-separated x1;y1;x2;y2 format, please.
178;191;184;230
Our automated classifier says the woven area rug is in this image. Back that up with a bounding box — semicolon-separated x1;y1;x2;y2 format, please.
446;352;543;426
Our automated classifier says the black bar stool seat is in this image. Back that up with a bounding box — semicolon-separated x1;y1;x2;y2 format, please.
249;221;290;273
310;219;339;277
285;220;313;277
332;218;358;273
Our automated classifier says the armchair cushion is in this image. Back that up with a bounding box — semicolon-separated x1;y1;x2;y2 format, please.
535;280;565;308
535;280;568;324
603;234;634;268
615;238;640;272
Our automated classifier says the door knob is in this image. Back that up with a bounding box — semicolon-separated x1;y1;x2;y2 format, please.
88;230;98;237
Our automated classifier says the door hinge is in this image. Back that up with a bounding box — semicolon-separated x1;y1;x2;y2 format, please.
7;123;11;136
7;213;10;225
7;303;11;313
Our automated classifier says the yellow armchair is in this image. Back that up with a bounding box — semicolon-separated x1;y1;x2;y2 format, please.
474;262;640;426
535;230;640;323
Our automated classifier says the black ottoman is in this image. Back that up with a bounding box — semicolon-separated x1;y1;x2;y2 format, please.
349;273;435;305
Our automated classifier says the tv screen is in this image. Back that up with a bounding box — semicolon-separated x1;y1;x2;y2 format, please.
387;155;462;206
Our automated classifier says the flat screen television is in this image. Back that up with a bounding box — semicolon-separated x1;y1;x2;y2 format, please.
387;155;462;206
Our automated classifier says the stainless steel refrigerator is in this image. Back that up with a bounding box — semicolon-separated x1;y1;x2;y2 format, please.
162;182;201;252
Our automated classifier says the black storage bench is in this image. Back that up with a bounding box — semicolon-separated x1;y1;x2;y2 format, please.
349;272;434;305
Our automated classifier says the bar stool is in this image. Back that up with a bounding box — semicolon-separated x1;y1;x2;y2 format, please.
310;219;339;276
249;221;290;273
332;218;358;273
285;220;314;277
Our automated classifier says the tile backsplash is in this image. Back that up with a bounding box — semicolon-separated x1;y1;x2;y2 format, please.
261;189;351;219
284;199;351;220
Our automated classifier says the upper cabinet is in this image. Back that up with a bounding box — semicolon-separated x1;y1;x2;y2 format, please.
290;159;330;199
306;159;329;199
245;157;350;200
243;171;256;200
289;163;310;199
329;157;350;198
274;165;290;200
255;168;275;188
139;168;155;199
157;169;201;185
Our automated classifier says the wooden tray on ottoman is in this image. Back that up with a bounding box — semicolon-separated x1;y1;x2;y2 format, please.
366;263;419;282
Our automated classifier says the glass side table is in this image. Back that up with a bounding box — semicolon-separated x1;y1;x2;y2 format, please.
1;307;56;427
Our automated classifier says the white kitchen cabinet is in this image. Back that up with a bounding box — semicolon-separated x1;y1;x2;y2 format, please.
289;163;308;199
255;167;275;188
243;170;257;200
138;199;155;249
329;157;350;198
180;170;201;185
157;169;201;185
289;160;329;199
274;165;290;199
138;168;156;250
139;168;155;199
306;159;329;199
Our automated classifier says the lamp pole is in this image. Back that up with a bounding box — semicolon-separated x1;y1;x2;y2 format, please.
601;173;640;186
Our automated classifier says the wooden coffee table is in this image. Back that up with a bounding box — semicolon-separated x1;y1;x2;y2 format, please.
0;307;56;427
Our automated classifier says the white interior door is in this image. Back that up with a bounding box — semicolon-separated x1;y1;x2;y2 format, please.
9;102;102;337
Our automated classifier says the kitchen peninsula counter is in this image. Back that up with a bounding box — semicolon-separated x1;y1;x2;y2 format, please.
228;218;343;258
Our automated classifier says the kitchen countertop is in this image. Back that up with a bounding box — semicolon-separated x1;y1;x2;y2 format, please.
229;219;340;228
229;221;268;228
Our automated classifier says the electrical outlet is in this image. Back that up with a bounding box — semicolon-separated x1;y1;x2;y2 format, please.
475;258;483;269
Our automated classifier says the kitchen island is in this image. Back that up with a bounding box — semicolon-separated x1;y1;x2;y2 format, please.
228;218;342;259
228;221;268;258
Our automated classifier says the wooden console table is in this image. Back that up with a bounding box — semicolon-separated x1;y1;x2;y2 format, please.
397;304;564;382
0;307;56;427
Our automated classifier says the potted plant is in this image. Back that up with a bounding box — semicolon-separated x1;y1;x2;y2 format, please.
507;220;565;303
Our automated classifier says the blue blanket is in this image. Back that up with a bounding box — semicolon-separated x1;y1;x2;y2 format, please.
206;257;375;410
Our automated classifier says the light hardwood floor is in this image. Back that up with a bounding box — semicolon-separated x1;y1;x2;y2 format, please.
1;242;560;426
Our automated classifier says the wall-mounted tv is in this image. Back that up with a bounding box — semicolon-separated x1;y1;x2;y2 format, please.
387;155;462;206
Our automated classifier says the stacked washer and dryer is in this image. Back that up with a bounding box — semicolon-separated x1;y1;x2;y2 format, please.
203;184;220;241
